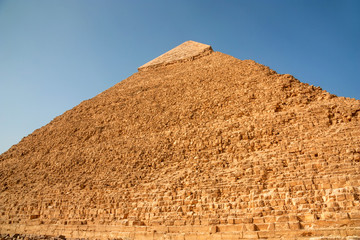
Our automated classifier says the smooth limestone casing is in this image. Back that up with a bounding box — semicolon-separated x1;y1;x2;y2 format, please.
138;40;213;71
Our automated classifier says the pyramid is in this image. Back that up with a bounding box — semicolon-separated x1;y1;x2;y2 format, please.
1;41;360;239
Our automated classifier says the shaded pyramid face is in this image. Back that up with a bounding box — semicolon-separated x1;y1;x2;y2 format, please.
1;41;360;239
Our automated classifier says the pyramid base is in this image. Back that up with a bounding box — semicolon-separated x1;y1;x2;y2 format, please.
1;223;360;239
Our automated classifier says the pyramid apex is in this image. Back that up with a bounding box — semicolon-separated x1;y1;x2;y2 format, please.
138;40;213;71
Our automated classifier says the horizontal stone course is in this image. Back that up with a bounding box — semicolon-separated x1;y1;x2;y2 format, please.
2;224;360;239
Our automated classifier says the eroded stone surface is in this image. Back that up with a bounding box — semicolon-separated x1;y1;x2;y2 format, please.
1;42;360;239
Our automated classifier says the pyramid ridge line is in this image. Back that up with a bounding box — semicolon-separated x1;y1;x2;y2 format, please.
138;40;213;71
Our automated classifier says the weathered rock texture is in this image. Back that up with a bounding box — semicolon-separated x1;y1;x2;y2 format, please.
1;41;360;240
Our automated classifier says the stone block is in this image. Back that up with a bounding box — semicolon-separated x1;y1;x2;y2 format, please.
275;222;289;230
350;211;360;219
150;225;168;233
276;215;289;222
218;224;244;232
220;232;243;239
192;225;211;233
185;233;211;240
304;213;316;222
263;215;276;223
252;217;264;223
209;225;218;233
244;223;257;231
255;223;269;231
289;222;301;230
243;231;259;239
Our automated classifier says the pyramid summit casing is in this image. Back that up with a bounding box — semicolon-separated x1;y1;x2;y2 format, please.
138;40;213;70
1;41;360;239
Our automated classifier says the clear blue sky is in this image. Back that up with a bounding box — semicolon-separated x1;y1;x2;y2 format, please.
0;0;359;154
